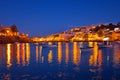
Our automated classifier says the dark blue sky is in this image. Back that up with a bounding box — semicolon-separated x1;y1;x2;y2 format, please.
0;0;120;37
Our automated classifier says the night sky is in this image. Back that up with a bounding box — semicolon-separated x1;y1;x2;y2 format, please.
0;0;120;37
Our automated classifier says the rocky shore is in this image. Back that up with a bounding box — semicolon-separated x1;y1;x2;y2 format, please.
0;36;32;44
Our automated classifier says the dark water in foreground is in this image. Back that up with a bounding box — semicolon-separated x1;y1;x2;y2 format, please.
0;42;120;80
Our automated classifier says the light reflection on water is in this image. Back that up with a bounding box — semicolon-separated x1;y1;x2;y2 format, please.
73;42;81;65
58;42;62;63
6;44;12;68
0;42;120;80
65;43;69;64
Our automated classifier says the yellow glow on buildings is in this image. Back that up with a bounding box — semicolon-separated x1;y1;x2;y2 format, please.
65;43;69;64
6;30;10;33
73;42;80;65
21;43;25;66
39;38;46;42
26;43;30;65
16;43;20;65
6;44;12;68
48;50;53;63
32;37;41;42
36;45;39;63
58;42;62;63
46;36;54;41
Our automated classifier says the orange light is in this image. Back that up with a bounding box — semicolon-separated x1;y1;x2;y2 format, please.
36;45;39;63
58;42;62;63
16;43;20;65
93;42;98;66
65;43;69;64
6;44;12;68
6;30;9;33
21;43;25;66
48;50;53;63
73;42;80;65
26;43;30;65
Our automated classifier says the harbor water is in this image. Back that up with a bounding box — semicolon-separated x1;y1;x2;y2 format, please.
0;42;120;80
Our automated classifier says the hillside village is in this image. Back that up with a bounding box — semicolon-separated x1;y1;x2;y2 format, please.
0;25;31;43
0;23;120;43
32;23;120;42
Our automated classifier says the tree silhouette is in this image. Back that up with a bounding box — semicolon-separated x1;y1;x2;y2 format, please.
11;24;18;32
117;22;120;27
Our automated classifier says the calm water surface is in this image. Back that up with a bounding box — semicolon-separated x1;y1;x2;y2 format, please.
0;42;120;80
